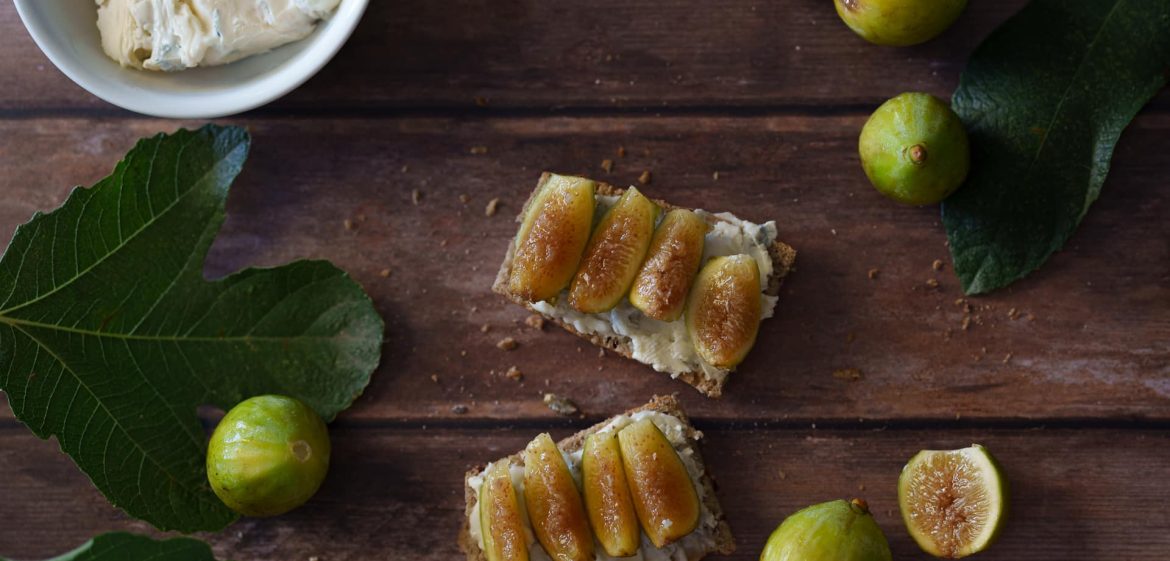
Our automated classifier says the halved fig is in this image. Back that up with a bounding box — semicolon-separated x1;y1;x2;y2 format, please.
617;418;700;547
523;433;595;561
628;209;709;321
569;186;660;313
582;431;640;557
479;461;529;561
508;174;597;302
685;254;762;368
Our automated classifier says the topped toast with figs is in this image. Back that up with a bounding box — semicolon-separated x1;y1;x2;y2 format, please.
493;173;796;397
459;395;735;561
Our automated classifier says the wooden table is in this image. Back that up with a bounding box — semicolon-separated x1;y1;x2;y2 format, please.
1;2;1167;559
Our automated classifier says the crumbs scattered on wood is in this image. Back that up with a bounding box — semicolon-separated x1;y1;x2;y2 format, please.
497;337;518;351
961;316;972;331
543;393;580;416
525;314;545;330
1008;307;1020;320
713;171;720;181
470;146;489;155
638;170;652;185
485;198;500;217
925;278;940;289
378;268;391;278
932;259;945;271
777;468;786;480
506;366;523;382
1002;353;1013;364
598;348;606;358
480;324;491;333
459;194;470;204
343;218;355;231
412;189;422;205
867;268;880;280
451;404;469;415
474;96;489;107
601;159;614;173
845;332;856;344
833;368;863;381
430;374;439;383
617;146;626;158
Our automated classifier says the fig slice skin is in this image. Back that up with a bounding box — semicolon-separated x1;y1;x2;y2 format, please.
761;498;892;561
582;431;641;557
685;254;762;369
479;461;529;561
569;186;661;313
629;209;710;322
523;433;596;561
617;418;700;548
508;174;597;302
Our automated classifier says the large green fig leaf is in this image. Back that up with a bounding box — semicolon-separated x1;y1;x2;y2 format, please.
0;126;383;531
943;0;1170;294
1;532;225;561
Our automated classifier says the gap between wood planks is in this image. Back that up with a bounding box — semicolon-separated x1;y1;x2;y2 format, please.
2;99;1169;121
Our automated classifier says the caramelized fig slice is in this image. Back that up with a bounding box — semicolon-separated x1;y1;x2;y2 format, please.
686;254;762;369
629;209;709;321
479;461;529;561
508;174;597;302
582;431;640;557
617;418;700;548
523;433;595;561
569;186;660;313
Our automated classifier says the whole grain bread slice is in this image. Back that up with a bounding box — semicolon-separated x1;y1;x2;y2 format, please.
458;395;735;561
493;173;797;397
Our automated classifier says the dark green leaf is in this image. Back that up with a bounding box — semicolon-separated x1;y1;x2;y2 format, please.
0;126;384;531
2;532;225;561
943;0;1170;294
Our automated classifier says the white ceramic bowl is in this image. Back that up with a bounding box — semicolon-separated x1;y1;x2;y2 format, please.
14;0;368;119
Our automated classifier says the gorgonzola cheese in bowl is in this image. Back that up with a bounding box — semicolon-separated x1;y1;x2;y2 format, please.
13;0;368;118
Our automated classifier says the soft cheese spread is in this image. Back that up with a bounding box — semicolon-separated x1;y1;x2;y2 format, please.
531;195;780;383
468;411;718;561
95;0;341;71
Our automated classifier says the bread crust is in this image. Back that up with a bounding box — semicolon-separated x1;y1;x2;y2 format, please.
458;395;735;561
493;173;797;397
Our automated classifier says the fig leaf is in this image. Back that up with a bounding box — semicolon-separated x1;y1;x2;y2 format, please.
943;0;1170;294
0;126;383;532
0;532;227;561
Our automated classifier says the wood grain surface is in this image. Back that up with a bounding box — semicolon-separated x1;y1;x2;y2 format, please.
0;0;1167;559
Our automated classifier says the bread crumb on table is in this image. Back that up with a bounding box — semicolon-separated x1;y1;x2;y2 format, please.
638;170;652;185
505;366;523;382
525;314;545;330
496;337;518;351
485;197;500;217
480;324;491;333
470;146;488;155
932;259;945;271
833;368;864;381
601;159;614;173
925;278;940;289
867;268;880;280
543;393;580;416
451;404;469;415
411;189;422;205
378;268;391;278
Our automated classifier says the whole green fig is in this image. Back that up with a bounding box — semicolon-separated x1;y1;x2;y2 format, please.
835;0;967;47
859;92;969;205
760;499;892;561
207;395;331;517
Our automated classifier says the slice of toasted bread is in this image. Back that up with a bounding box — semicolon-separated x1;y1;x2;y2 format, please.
493;173;797;397
458;395;735;561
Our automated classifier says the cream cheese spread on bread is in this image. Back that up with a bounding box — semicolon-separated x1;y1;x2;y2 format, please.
468;411;717;561
531;195;779;384
95;0;340;71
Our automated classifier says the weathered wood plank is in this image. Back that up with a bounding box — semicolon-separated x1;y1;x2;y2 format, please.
1;422;1167;560
0;116;1166;423
4;1;1167;113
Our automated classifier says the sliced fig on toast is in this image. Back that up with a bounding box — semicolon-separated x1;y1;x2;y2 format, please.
568;186;660;313
508;174;596;302
582;431;640;557
523;433;595;561
629;209;709;321
618;418;701;547
479;461;529;561
686;254;762;368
